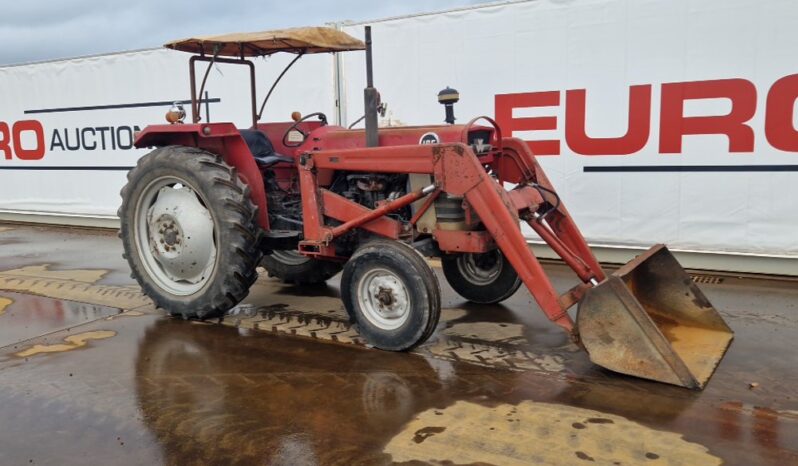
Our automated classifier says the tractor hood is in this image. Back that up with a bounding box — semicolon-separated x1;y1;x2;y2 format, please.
307;124;497;150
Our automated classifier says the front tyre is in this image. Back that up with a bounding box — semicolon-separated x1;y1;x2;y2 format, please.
119;146;263;319
341;240;441;351
441;250;522;304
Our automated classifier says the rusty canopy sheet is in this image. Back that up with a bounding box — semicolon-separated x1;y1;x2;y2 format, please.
165;27;365;56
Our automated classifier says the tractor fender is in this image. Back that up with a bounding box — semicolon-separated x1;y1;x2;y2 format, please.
135;123;269;229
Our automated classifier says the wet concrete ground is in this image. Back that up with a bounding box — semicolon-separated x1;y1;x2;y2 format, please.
0;223;796;465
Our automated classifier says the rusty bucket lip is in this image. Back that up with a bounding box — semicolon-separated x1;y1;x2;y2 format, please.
612;243;667;278
576;244;734;390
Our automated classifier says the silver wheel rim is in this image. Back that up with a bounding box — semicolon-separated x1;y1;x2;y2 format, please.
271;249;310;266
357;268;410;330
456;251;502;286
134;176;217;296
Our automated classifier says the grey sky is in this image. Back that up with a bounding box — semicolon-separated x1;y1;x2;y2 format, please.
0;1;490;66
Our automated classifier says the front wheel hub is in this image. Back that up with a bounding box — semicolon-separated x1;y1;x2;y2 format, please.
358;269;410;330
377;287;395;306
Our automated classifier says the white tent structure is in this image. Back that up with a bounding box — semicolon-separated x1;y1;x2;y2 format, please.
0;0;795;275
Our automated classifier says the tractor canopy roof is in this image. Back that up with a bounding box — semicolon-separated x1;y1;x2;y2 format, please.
165;26;365;57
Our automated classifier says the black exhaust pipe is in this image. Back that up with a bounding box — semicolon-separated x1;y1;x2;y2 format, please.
364;26;379;147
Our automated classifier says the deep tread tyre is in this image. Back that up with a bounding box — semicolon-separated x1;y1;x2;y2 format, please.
119;145;263;319
261;250;342;285
441;250;522;304
341;239;441;351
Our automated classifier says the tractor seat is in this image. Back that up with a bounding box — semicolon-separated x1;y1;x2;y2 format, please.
239;129;293;167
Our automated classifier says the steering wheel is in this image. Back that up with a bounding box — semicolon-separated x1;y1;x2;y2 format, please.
282;112;328;148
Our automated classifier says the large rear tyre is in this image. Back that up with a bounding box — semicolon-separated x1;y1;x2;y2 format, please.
341;240;441;351
260;250;342;285
119;145;263;319
441;250;522;304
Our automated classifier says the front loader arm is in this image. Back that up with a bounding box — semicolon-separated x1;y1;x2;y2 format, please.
495;138;606;283
299;141;604;333
432;143;601;334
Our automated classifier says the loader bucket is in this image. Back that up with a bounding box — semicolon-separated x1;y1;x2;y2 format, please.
576;245;733;389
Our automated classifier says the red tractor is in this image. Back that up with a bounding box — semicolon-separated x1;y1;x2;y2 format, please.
120;26;733;388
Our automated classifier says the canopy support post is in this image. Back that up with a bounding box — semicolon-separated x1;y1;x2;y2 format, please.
257;52;304;121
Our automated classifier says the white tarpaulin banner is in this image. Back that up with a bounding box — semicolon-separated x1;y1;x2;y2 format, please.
0;48;334;218
341;0;798;258
0;0;796;267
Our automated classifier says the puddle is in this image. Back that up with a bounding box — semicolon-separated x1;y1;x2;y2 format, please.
385;400;721;465
0;264;570;376
0;302;793;465
16;330;117;357
0;293;122;348
222;303;569;374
